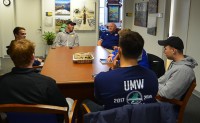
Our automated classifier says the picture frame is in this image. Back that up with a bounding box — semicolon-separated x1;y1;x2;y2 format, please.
55;0;70;15
147;0;158;36
108;5;120;22
134;2;148;27
107;0;120;4
71;0;96;30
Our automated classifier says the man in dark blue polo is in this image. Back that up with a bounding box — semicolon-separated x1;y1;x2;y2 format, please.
97;23;119;51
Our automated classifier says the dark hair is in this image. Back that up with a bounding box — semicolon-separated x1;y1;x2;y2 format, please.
119;31;144;59
13;27;25;35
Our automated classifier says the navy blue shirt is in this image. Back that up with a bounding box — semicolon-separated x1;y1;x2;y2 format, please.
138;49;149;68
94;65;158;110
100;31;119;50
0;67;68;107
111;49;150;68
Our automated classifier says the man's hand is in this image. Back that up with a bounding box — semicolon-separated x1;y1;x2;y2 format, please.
113;46;118;50
97;40;102;46
35;58;43;62
107;54;114;62
111;53;120;70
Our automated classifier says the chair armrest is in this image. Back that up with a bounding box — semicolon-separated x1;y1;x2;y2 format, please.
155;95;183;106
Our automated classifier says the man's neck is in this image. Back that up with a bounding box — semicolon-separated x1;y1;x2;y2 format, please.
15;38;20;40
109;31;115;34
66;29;72;33
120;57;138;67
173;54;185;62
18;64;33;68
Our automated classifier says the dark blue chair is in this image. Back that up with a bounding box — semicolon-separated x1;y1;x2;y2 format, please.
82;102;176;123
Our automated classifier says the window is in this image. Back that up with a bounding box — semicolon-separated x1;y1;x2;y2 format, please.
99;0;105;26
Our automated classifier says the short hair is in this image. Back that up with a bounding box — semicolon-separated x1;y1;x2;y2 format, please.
118;28;131;37
119;31;144;59
9;39;35;67
13;27;25;35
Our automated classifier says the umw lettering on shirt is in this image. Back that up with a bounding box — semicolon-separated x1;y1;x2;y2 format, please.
124;79;144;91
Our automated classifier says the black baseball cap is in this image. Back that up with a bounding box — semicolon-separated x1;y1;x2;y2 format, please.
66;20;76;25
158;36;184;50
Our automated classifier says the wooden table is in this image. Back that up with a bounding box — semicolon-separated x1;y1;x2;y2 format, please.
41;46;111;100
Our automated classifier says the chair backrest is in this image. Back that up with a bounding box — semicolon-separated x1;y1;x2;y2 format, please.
147;53;165;78
156;79;196;123
82;103;176;123
0;100;77;123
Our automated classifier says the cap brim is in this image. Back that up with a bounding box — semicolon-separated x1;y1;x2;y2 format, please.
69;23;76;25
158;40;167;46
67;22;76;25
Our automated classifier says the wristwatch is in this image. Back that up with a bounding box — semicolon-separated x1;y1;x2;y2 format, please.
3;0;11;6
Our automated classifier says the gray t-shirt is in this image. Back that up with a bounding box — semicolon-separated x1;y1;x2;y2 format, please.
54;31;79;47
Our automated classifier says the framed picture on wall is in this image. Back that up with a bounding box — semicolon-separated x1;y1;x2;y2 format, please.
134;2;148;27
71;0;96;30
55;0;70;15
107;0;120;4
108;5;120;22
147;0;158;35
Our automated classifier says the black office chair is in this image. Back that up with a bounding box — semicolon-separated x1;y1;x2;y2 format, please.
147;53;165;78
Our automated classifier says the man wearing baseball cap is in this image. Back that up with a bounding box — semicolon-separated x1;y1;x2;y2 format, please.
157;36;198;100
54;20;79;47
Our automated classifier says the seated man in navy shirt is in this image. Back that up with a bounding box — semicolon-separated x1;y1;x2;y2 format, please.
0;39;68;123
84;31;158;111
97;23;119;51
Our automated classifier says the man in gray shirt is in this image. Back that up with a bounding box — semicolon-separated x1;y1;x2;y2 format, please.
158;36;198;100
54;20;79;47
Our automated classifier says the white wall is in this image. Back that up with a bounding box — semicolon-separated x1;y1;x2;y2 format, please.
42;0;55;34
171;0;190;54
187;0;200;94
126;0;168;58
42;0;98;47
123;0;134;29
0;0;15;57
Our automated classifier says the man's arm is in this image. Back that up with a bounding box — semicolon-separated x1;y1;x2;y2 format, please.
53;33;61;46
158;68;193;99
73;34;79;46
47;79;68;107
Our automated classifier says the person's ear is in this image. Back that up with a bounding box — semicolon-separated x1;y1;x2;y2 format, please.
118;47;122;58
172;48;176;54
118;47;121;53
31;54;35;60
